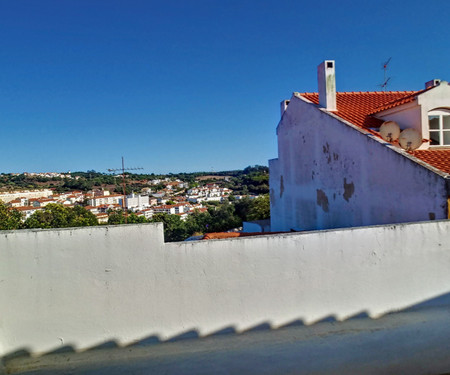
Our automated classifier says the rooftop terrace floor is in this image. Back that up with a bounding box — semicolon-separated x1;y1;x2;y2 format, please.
3;305;450;375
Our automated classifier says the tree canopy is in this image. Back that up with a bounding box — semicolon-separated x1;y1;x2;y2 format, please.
24;204;98;229
0;201;22;230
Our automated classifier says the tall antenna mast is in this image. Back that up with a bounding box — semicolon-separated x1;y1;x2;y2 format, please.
107;157;143;223
380;57;392;92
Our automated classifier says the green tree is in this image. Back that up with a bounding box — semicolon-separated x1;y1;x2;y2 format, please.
107;210;126;225
247;194;270;221
127;212;147;224
185;209;211;235
150;213;187;242
24;204;98;229
0;202;23;230
107;210;147;225
233;197;253;221
207;203;242;232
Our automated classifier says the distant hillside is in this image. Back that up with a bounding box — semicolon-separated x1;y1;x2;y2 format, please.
0;165;269;195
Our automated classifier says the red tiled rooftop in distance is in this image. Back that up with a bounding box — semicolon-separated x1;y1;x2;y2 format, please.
203;232;285;240
300;91;418;128
15;206;40;211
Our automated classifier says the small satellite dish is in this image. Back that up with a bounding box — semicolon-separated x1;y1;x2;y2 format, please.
379;121;400;142
398;128;422;151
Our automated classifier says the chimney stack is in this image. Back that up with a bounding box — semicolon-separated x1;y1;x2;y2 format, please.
425;79;441;89
280;100;290;117
317;60;336;111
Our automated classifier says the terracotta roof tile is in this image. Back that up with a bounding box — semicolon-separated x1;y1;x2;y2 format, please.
368;88;429;114
15;206;40;211
202;232;285;240
300;91;418;128
412;149;450;174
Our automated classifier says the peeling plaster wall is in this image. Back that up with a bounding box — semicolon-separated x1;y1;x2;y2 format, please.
1;221;450;357
270;96;448;232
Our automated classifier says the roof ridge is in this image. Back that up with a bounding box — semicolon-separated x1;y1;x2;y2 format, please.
368;88;428;114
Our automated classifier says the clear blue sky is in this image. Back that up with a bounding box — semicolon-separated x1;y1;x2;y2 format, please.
1;0;449;174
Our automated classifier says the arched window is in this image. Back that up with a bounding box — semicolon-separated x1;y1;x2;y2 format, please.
428;109;450;146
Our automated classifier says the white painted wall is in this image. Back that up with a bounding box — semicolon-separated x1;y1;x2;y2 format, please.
376;101;422;132
270;94;448;232
418;81;450;144
1;221;450;357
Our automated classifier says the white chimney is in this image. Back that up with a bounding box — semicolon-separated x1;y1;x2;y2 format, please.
425;79;441;89
280;100;290;117
317;60;336;111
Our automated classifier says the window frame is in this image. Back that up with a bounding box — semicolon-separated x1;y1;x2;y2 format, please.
428;109;450;146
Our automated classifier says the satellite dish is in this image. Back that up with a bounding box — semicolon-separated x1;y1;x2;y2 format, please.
398;128;422;151
379;121;400;142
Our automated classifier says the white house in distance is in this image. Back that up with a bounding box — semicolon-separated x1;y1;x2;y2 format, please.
270;60;450;232
87;194;123;207
119;193;150;211
0;189;53;204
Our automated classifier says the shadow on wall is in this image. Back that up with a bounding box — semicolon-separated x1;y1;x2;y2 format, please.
3;290;450;368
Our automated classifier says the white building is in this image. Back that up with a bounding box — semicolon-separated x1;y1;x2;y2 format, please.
88;194;123;207
270;60;450;232
136;208;154;219
95;213;109;224
15;206;42;220
0;189;53;204
30;197;58;207
187;184;232;203
8;198;28;207
119;193;150;211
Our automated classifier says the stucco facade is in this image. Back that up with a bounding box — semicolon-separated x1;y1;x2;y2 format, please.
270;62;450;232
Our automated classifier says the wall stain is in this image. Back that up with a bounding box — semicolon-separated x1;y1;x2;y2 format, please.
333;153;339;161
270;188;276;206
316;189;329;212
323;143;330;154
429;212;436;220
280;175;284;198
343;178;355;202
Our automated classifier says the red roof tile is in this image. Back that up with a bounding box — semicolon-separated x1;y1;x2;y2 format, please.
203;232;285;240
300;91;419;128
412;149;450;174
368;88;429;114
15;206;40;212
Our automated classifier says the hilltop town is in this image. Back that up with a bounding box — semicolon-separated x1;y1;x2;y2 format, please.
0;166;269;241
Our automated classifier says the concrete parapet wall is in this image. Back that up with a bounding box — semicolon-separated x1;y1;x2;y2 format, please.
1;220;449;357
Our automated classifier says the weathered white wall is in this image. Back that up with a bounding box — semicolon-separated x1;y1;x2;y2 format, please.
1;221;450;358
270;94;448;232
